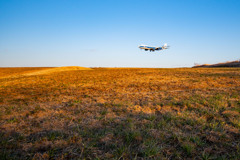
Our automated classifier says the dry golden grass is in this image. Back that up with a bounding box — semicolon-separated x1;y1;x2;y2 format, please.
0;67;52;78
24;66;92;76
0;66;92;79
0;67;239;159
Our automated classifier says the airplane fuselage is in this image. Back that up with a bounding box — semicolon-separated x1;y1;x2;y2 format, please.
139;45;163;51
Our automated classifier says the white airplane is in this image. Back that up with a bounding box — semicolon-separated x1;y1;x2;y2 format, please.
138;43;169;52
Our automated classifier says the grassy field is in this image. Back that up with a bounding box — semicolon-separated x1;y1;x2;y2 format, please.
0;67;240;159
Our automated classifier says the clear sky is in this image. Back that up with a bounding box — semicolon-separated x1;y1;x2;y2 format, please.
0;0;240;67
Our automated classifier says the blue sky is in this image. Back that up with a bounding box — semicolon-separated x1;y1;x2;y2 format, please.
0;0;239;67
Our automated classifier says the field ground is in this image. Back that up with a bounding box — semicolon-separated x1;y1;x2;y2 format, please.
0;67;240;159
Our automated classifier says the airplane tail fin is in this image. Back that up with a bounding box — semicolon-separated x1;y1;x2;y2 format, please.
163;43;168;49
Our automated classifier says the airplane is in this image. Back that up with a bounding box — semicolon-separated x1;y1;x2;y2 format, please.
138;43;169;52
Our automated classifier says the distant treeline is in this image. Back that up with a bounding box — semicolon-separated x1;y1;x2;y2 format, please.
193;60;240;68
